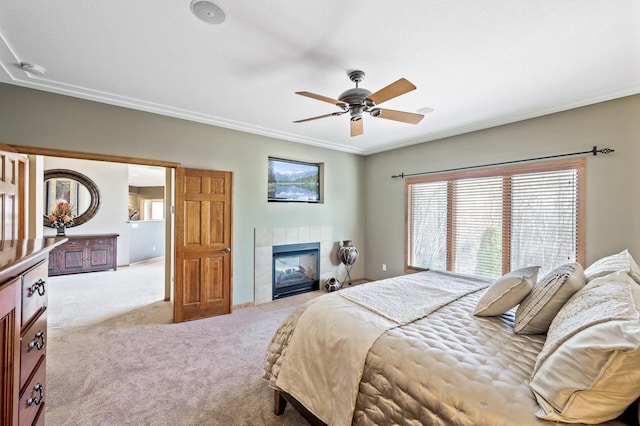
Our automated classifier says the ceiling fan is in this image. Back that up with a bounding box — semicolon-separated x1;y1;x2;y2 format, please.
294;70;424;137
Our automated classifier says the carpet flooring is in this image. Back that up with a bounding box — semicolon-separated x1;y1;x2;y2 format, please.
45;261;316;425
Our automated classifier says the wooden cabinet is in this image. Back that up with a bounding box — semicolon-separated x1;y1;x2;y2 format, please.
48;234;118;276
0;238;63;426
0;276;21;426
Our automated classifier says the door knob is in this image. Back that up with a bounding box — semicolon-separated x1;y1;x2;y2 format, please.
222;247;231;253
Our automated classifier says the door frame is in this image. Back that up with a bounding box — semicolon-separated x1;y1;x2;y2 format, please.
10;144;181;306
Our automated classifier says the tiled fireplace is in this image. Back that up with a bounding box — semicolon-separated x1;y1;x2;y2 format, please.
254;226;337;304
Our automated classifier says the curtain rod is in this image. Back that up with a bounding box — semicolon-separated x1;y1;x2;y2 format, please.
391;146;615;179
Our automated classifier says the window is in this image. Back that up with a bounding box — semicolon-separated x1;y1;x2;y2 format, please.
406;159;585;278
143;199;165;220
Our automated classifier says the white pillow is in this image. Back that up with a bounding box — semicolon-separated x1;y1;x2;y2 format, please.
514;263;585;335
584;249;640;284
473;266;539;316
530;271;640;423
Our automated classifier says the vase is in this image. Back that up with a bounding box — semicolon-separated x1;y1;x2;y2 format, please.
56;226;66;236
338;240;359;265
338;240;359;286
324;277;341;292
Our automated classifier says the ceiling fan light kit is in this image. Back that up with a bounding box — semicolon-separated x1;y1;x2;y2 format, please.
294;70;424;137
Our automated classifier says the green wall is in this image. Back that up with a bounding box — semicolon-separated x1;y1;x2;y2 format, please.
0;83;365;305
364;94;640;280
2;83;638;299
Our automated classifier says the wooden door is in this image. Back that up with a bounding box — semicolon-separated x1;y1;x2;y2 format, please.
174;168;233;322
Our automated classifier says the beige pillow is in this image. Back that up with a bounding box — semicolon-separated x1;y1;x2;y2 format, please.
530;271;640;423
584;249;640;284
514;263;585;335
473;266;539;316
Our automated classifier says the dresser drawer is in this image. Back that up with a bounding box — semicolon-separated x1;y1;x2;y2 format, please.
32;402;45;426
21;261;48;326
20;309;47;391
18;356;46;426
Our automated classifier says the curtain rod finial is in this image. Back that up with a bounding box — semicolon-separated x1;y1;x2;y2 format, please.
593;146;615;155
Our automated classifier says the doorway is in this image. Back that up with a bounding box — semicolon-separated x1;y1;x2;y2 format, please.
28;152;174;305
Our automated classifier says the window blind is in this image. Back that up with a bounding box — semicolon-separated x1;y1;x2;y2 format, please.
406;159;584;278
407;181;447;270
453;176;503;277
510;169;578;276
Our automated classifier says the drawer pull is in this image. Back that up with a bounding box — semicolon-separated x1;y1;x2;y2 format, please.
27;383;44;406
29;331;46;351
29;279;46;297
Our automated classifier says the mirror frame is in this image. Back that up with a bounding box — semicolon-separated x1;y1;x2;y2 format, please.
43;169;101;227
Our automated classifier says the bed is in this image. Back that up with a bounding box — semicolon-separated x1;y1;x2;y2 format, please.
264;251;640;426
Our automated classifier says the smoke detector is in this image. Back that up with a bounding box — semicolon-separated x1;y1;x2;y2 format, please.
191;1;226;24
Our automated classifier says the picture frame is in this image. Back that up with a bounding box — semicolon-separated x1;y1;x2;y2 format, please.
268;157;322;203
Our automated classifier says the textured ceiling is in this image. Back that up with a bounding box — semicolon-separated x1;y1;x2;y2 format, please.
1;1;639;155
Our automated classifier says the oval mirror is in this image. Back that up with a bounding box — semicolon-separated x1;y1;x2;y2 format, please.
43;169;101;227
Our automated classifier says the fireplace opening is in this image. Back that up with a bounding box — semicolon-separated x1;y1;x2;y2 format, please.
272;242;320;300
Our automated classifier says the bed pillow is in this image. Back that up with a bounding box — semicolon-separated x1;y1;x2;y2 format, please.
530;271;640;423
473;266;539;316
514;263;585;335
584;249;640;284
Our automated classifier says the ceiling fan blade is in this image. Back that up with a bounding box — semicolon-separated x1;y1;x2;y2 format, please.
367;78;416;105
294;113;338;123
350;119;363;137
375;108;424;124
296;91;347;107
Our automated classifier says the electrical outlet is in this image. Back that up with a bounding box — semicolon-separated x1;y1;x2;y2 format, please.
382;264;387;271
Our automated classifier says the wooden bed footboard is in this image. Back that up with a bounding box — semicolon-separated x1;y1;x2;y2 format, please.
273;390;327;426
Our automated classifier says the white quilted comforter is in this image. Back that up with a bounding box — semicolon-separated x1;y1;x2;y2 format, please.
264;272;632;426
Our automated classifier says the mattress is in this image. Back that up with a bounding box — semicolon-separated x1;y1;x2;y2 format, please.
264;273;631;426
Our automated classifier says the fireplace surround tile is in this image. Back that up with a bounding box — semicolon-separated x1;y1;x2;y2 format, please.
255;228;272;248
272;227;287;246
309;226;322;243
254;226;338;305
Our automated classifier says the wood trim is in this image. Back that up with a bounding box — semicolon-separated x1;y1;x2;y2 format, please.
0;142;18;153
446;180;455;271
501;175;512;274
576;162;586;266
404;179;411;271
8;144;180;168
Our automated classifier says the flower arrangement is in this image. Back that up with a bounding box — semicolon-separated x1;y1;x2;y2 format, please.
48;200;74;229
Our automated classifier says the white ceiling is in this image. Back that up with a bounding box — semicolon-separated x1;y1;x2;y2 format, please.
1;1;639;155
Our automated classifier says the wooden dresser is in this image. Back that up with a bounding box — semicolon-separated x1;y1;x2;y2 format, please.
0;238;65;426
48;234;118;276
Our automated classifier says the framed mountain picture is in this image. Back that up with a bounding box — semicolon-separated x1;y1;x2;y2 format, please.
268;157;322;203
